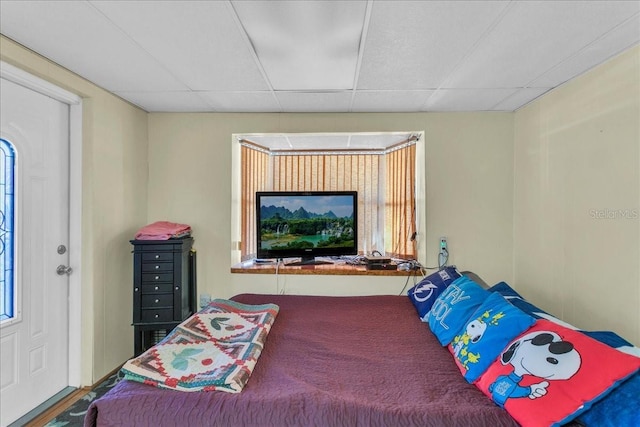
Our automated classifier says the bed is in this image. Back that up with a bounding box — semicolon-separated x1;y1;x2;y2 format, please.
85;292;518;426
85;271;639;427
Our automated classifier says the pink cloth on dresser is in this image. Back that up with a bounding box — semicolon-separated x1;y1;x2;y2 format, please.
134;221;191;240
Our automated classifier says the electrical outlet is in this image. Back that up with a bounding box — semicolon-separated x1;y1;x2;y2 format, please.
199;293;211;308
439;236;448;252
438;236;448;268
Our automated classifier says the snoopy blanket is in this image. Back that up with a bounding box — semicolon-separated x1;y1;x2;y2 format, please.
121;299;279;393
475;319;640;427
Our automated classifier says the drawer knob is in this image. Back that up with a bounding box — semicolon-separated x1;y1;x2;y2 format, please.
175;286;180;290
155;255;160;259
155;265;160;270
134;287;139;292
155;276;159;280
155;314;159;318
154;286;159;290
154;299;159;304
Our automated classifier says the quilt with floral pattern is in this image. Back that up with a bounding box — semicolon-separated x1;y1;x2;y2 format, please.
121;299;279;393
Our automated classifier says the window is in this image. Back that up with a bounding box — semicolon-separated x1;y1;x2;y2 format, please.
0;139;16;321
232;132;425;264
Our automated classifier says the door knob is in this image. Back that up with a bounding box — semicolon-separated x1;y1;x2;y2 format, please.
56;264;73;275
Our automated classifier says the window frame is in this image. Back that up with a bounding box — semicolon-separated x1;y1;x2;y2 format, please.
0;138;17;323
231;132;426;267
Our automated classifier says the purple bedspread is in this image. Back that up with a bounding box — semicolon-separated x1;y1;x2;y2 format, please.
85;294;517;426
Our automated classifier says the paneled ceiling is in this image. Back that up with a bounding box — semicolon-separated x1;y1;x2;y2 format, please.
0;0;638;114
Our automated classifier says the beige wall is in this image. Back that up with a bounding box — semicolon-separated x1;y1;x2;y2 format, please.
1;36;149;384
514;46;640;345
147;112;515;299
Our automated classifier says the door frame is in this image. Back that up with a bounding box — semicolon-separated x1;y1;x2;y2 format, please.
1;61;82;388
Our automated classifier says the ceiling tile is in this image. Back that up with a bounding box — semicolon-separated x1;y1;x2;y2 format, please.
232;0;366;91
90;1;269;92
0;0;188;92
529;13;640;88
348;132;413;149
351;90;434;112
445;1;640;89
115;91;212;112
276;91;353;112
199;91;281;112
423;88;518;111
492;88;551;111
357;1;510;90
285;134;351;150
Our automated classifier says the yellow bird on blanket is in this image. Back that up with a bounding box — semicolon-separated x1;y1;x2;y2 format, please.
467;352;481;364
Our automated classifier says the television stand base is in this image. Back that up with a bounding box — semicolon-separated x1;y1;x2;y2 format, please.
285;258;333;266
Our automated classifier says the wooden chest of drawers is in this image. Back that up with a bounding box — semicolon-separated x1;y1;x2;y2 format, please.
130;237;196;355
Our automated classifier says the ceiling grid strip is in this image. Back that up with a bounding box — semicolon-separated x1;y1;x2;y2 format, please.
348;0;374;112
225;0;283;112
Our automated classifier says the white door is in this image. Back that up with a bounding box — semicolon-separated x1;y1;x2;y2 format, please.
0;77;70;426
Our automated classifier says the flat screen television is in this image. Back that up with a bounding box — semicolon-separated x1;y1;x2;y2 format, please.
256;191;358;265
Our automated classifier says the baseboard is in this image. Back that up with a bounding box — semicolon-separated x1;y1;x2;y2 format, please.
92;364;124;388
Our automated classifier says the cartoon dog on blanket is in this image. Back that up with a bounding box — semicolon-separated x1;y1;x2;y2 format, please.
452;319;487;367
489;330;581;406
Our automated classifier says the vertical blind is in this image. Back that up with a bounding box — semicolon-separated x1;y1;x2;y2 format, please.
240;143;416;260
385;143;416;259
240;145;269;258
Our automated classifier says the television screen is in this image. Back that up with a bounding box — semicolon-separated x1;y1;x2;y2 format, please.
256;191;358;265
